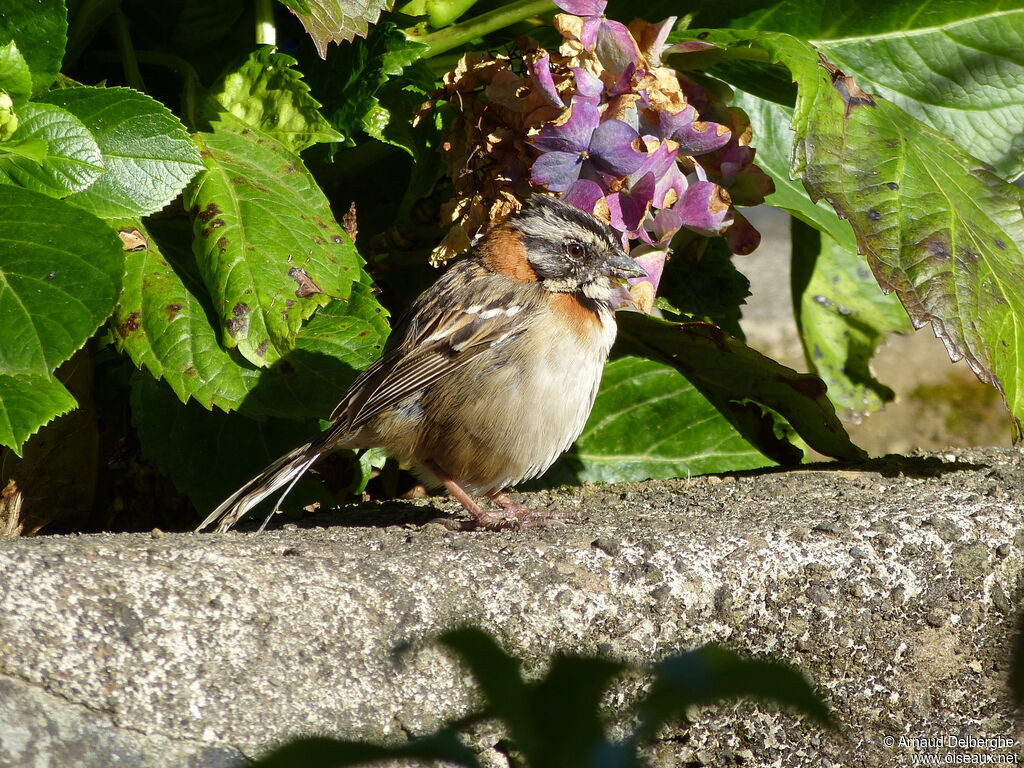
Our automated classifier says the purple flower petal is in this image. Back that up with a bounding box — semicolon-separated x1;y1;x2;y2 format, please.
531;56;563;108
674;120;732;155
580;15;602;49
589;118;646;176
562;179;606;214
677;181;733;236
572;68;604;104
628;141;685;208
594;19;641;76
532;101;600;153
606;61;637;98
725;210;761;255
606;172;655;234
724;165;776;206
531;151;585;192
646;104;696;140
553;0;606;16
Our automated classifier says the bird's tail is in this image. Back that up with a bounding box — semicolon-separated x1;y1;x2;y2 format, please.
195;440;325;533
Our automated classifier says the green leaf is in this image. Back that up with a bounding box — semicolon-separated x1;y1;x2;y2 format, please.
131;375;320;512
0;102;104;198
676;29;1024;440
111;219;259;411
290;0;395;57
617;312;867;463
185;127;365;367
0;0;67;94
742;31;1024;440
0;373;76;455
544;355;771;486
307;22;428;150
36;86;204;218
0;185;124;377
791;219;911;419
203;46;342;153
637;645;832;741
659;237;750;338
113;220;388;418
728;0;1024;180
726;90;854;249
0;41;32;108
277;0;312;14
240;286;390;418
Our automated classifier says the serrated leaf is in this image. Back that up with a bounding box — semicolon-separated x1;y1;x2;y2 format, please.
675;28;1024;440
113;220;388;418
728;0;1024;180
241;286;389;418
659;237;750;338
543;355;770;486
791;219;911;420
726;90;854;249
36;86;204;218
203;46;342;153
185;127;365;367
0;186;124;377
0;101;104;198
111;219;259;411
617;312;867;463
0;0;67;94
307;22;428;150
291;0;394;57
0;373;76;456
0;41;32;108
737;31;1024;439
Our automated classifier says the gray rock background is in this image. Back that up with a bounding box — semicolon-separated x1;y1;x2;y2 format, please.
2;446;1023;767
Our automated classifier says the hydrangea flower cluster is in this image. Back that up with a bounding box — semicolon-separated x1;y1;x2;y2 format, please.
432;0;774;311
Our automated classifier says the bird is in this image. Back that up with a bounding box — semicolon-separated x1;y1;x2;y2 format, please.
196;194;645;533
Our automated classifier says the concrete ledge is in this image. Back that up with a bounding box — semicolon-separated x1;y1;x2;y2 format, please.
1;447;1022;766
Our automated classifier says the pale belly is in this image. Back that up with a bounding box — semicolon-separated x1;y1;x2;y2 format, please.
387;309;616;494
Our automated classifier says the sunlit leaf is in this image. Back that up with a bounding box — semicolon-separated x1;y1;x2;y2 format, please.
37;86;204;218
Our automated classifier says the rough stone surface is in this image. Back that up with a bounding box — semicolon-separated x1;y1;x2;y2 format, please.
1;447;1023;767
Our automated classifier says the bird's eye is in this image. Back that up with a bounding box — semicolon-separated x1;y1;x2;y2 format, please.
565;242;585;259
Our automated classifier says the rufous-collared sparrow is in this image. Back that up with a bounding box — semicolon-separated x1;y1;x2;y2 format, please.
197;195;645;532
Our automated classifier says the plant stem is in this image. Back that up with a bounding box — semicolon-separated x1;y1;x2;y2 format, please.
255;0;277;46
411;0;555;58
112;7;146;92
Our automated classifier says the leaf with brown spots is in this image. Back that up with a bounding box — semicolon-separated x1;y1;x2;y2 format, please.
674;29;1024;440
185;127;365;366
112;219;388;420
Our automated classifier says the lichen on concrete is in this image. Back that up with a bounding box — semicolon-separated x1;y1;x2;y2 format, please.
0;447;1021;767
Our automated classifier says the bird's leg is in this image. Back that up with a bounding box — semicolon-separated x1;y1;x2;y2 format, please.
425;461;534;531
489;492;580;526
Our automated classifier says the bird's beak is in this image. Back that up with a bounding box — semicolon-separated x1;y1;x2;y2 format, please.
605;250;647;280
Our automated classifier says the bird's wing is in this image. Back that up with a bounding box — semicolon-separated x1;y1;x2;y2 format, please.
330;260;539;429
